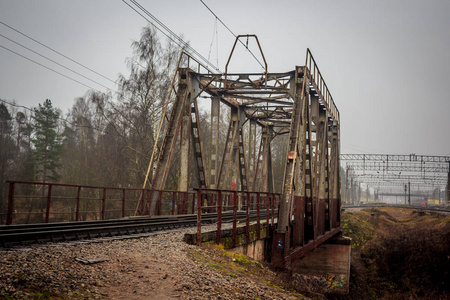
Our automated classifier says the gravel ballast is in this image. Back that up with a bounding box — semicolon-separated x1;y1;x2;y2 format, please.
0;226;304;299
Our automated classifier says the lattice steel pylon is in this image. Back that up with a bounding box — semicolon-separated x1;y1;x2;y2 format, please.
341;154;450;205
140;36;341;269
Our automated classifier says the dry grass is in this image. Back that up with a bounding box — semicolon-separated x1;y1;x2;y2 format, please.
341;207;450;299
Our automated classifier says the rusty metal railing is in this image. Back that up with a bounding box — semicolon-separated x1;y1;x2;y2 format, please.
194;188;280;247
305;48;339;123
2;181;199;225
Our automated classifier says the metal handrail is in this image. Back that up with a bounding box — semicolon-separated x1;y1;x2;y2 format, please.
304;48;340;123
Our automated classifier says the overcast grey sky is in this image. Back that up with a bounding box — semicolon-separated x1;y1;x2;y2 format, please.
1;0;449;156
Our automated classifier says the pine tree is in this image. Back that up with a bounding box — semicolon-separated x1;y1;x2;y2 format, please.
32;99;63;182
0;102;15;218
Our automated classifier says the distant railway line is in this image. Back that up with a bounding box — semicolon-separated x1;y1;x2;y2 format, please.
342;203;450;215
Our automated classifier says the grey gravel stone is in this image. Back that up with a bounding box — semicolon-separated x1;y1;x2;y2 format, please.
0;224;303;299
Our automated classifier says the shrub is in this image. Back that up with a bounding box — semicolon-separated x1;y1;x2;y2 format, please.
362;219;450;297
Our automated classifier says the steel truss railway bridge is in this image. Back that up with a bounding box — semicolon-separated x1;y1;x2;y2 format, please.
341;154;450;206
3;36;342;269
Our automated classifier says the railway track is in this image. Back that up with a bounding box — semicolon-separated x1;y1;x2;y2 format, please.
0;210;269;248
342;203;450;214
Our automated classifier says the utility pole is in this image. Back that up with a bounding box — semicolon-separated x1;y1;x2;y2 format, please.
351;177;354;205
447;162;450;205
404;184;407;205
345;165;349;203
358;182;361;204
408;181;411;206
366;184;369;203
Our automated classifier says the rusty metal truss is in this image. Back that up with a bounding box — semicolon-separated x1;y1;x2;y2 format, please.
139;36;341;269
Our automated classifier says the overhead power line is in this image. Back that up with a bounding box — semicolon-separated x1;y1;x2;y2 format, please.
122;0;221;73
0;19;173;139
0;44;98;91
199;0;265;70
0;25;162;130
0;33;114;91
0;35;171;139
0;21;117;85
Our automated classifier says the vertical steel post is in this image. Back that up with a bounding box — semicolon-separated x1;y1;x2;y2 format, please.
172;192;176;215
178;74;191;204
447;162;450;205
75;186;81;221
266;193;270;230
146;189;151;215
358;182;361;204
291;71;307;247
316;103;328;235
157;191;163;215
248;120;256;191
217;190;222;244
328;123;338;229
197;189;202;246
246;191;250;243
408;181;411;205
141;189;145;214
260;126;274;194
404;184;407;204
366;185;369;204
256;192;261;239
45;184;52;223
101;188;106;220
309;94;319;239
209;96;220;189
6;182;15;225
122;189;126;218
271;193;275;226
336;124;341;226
232;190;237;247
345;166;349;203
351;178;354;205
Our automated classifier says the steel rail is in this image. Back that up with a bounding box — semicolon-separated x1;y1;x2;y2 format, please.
0;210;269;247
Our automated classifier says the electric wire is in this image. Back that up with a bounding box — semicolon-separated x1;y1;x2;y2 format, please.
0;33;114;91
207;18;217;63
129;0;220;72
0;26;167;138
199;0;265;70
0;43;124;132
0;21;127;119
0;21;117;85
0;21;171;140
0;44;98;91
122;0;221;73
